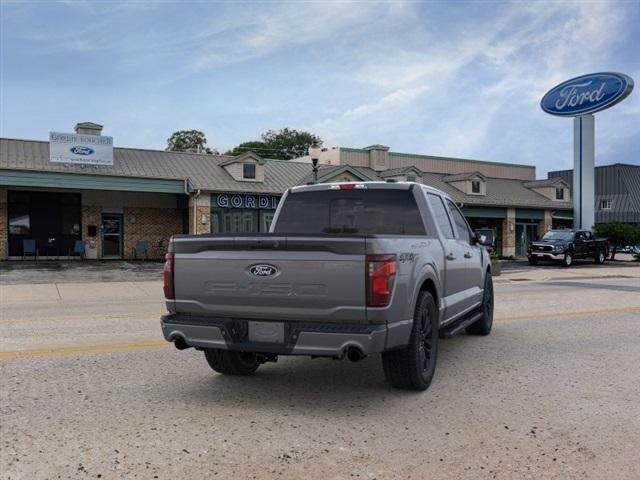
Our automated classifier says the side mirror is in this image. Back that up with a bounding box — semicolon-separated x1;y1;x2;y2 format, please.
473;231;492;246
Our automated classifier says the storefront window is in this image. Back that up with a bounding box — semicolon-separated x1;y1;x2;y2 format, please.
60;194;81;235
212;208;276;233
8;192;30;234
7;191;81;257
211;193;280;234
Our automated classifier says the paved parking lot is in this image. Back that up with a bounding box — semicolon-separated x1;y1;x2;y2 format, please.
1;263;639;479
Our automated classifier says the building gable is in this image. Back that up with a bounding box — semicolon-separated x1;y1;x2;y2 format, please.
219;151;266;182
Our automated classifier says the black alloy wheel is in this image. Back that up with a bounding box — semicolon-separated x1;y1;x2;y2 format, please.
381;291;439;391
417;301;436;376
467;272;494;335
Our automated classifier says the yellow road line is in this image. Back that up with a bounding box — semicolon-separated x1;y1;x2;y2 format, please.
0;311;161;324
496;305;640;321
0;339;169;361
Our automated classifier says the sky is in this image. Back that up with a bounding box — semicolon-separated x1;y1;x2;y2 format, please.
1;0;639;177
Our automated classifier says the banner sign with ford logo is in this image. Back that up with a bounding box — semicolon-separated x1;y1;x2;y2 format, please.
541;72;634;117
49;132;114;166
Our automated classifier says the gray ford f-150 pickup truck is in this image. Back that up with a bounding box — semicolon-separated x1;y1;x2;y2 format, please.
161;182;494;390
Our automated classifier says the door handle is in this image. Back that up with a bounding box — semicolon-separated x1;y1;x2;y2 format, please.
464;252;472;258
446;253;456;260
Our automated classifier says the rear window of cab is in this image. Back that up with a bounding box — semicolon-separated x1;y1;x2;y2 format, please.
273;189;426;235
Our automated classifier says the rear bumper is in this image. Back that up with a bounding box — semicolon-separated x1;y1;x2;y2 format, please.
161;314;411;358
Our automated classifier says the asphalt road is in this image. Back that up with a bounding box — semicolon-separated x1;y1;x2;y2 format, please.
1;267;640;479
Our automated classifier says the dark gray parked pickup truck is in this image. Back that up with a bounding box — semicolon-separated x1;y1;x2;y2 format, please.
161;182;494;390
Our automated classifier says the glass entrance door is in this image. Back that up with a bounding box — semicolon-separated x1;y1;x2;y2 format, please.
260;211;275;232
515;223;539;257
102;214;123;259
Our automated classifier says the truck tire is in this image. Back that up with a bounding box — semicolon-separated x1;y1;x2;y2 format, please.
562;252;573;267
204;349;260;376
381;291;438;391
466;272;494;335
595;250;606;265
528;257;539;265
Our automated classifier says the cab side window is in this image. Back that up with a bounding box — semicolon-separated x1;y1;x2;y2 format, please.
427;193;454;239
584;231;593;241
446;200;472;244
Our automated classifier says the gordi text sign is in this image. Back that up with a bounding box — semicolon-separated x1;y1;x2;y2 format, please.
214;193;280;210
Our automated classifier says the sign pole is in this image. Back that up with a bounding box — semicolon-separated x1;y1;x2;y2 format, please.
572;115;595;230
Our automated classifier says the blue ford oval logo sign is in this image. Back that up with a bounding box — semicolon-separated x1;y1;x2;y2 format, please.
70;146;95;155
249;264;278;277
541;72;634;117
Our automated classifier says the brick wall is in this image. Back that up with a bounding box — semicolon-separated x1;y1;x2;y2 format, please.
0;188;7;260
188;193;211;235
501;208;516;257
81;205;103;259
539;210;553;236
123;207;183;260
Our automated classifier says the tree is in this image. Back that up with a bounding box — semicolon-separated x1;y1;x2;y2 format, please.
225;141;268;157
594;222;640;260
260;128;321;160
166;130;217;154
226;128;321;160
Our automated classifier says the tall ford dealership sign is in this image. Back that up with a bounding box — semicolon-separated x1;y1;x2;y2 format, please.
541;72;634;230
49;132;114;166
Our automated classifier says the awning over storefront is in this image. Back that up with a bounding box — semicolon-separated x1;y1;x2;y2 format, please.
552;211;574;220
0;169;187;194
515;208;544;220
461;206;507;218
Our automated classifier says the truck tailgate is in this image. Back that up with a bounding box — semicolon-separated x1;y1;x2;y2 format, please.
172;235;367;323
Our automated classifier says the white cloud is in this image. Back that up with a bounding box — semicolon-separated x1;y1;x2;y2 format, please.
192;1;396;70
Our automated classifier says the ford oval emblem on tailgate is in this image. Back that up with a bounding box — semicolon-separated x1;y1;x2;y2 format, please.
249;264;278;277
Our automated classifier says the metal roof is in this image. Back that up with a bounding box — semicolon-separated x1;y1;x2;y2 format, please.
301;165;572;210
0;137;311;195
300;164;378;184
0;137;573;210
523;178;567;188
443;171;486;182
378;166;423;178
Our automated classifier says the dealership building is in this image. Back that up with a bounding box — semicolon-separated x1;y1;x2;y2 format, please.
0;122;573;261
548;163;640;224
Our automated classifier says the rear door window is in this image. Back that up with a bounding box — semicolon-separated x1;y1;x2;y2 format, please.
274;189;426;235
446;199;472;244
427;193;454;239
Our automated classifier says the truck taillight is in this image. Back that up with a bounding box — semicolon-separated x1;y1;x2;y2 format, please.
366;254;397;307
163;252;175;300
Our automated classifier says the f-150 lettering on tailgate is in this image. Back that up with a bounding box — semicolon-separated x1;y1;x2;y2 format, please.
204;281;328;297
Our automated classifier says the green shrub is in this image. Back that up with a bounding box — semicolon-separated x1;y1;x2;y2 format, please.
594;223;640;260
